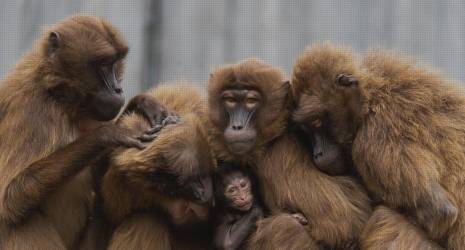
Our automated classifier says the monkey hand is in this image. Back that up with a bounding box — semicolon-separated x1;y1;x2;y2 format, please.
290;212;308;226
250;206;264;220
415;183;458;240
95;124;147;150
136;113;182;144
124;94;180;127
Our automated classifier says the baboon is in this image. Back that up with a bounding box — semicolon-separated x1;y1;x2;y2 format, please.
208;59;372;249
99;83;215;250
291;43;465;249
0;15;150;249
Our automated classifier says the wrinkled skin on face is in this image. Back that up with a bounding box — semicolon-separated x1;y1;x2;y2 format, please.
221;171;254;211
221;88;261;155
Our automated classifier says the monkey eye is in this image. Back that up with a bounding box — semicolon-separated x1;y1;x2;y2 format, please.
336;74;358;86
240;181;247;188
224;98;237;108
245;98;259;109
227;186;237;194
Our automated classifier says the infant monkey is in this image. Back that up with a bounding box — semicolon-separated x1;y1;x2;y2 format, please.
213;165;264;250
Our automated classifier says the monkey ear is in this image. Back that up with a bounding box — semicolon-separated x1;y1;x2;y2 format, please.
336;74;358;87
48;32;60;55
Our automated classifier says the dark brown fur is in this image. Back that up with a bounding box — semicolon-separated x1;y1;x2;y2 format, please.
100;83;214;249
292;43;465;249
0;15;129;249
208;59;372;249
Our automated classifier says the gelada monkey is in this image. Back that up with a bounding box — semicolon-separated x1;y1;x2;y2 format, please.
0;15;152;249
292;42;464;249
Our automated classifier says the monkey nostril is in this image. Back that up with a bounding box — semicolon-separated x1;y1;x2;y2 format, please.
314;152;323;159
232;125;243;130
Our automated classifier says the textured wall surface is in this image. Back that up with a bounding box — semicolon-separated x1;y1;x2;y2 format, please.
1;0;465;98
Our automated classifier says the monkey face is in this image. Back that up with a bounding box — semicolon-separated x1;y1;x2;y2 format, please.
221;88;261;155
223;172;253;211
291;43;365;146
86;62;125;121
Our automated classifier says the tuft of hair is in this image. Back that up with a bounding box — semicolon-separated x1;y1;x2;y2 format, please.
208;59;290;163
291;42;361;104
147;81;206;118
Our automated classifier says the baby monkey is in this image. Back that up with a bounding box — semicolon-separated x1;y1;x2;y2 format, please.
213;164;309;250
213;164;264;250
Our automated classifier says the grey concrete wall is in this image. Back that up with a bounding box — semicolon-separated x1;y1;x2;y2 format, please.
1;0;465;98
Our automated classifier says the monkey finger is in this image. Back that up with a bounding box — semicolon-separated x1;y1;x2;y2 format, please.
162;115;181;127
122;137;146;150
138;133;158;142
147;125;163;134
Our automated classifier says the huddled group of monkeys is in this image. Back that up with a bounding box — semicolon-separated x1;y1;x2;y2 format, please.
0;15;464;250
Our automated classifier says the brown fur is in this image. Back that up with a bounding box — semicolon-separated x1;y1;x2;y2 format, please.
100;83;214;249
208;59;372;248
361;206;443;250
247;214;319;250
0;15;127;249
292;43;465;249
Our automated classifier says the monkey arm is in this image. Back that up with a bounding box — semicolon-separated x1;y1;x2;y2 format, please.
214;207;262;250
120;93;180;127
353;140;457;240
0;125;143;225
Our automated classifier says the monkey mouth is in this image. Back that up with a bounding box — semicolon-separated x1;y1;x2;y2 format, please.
236;202;253;211
227;139;256;155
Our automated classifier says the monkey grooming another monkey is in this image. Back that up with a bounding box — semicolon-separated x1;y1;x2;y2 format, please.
0;15;153;249
99;83;215;250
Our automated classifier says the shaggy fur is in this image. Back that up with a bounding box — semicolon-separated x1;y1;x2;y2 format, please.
292;43;465;249
100;83;214;249
361;206;443;250
0;15;127;249
208;59;372;249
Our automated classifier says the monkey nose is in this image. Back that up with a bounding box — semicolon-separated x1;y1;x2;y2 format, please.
313;151;323;159
232;125;243;130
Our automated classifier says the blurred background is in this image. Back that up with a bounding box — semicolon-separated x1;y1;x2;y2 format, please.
1;0;465;98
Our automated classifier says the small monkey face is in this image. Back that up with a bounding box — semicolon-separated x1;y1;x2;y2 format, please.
223;173;253;211
221;88;261;155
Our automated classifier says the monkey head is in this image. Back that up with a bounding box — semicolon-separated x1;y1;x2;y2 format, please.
291;43;367;173
41;15;129;121
214;165;254;212
113;113;214;223
208;59;290;159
